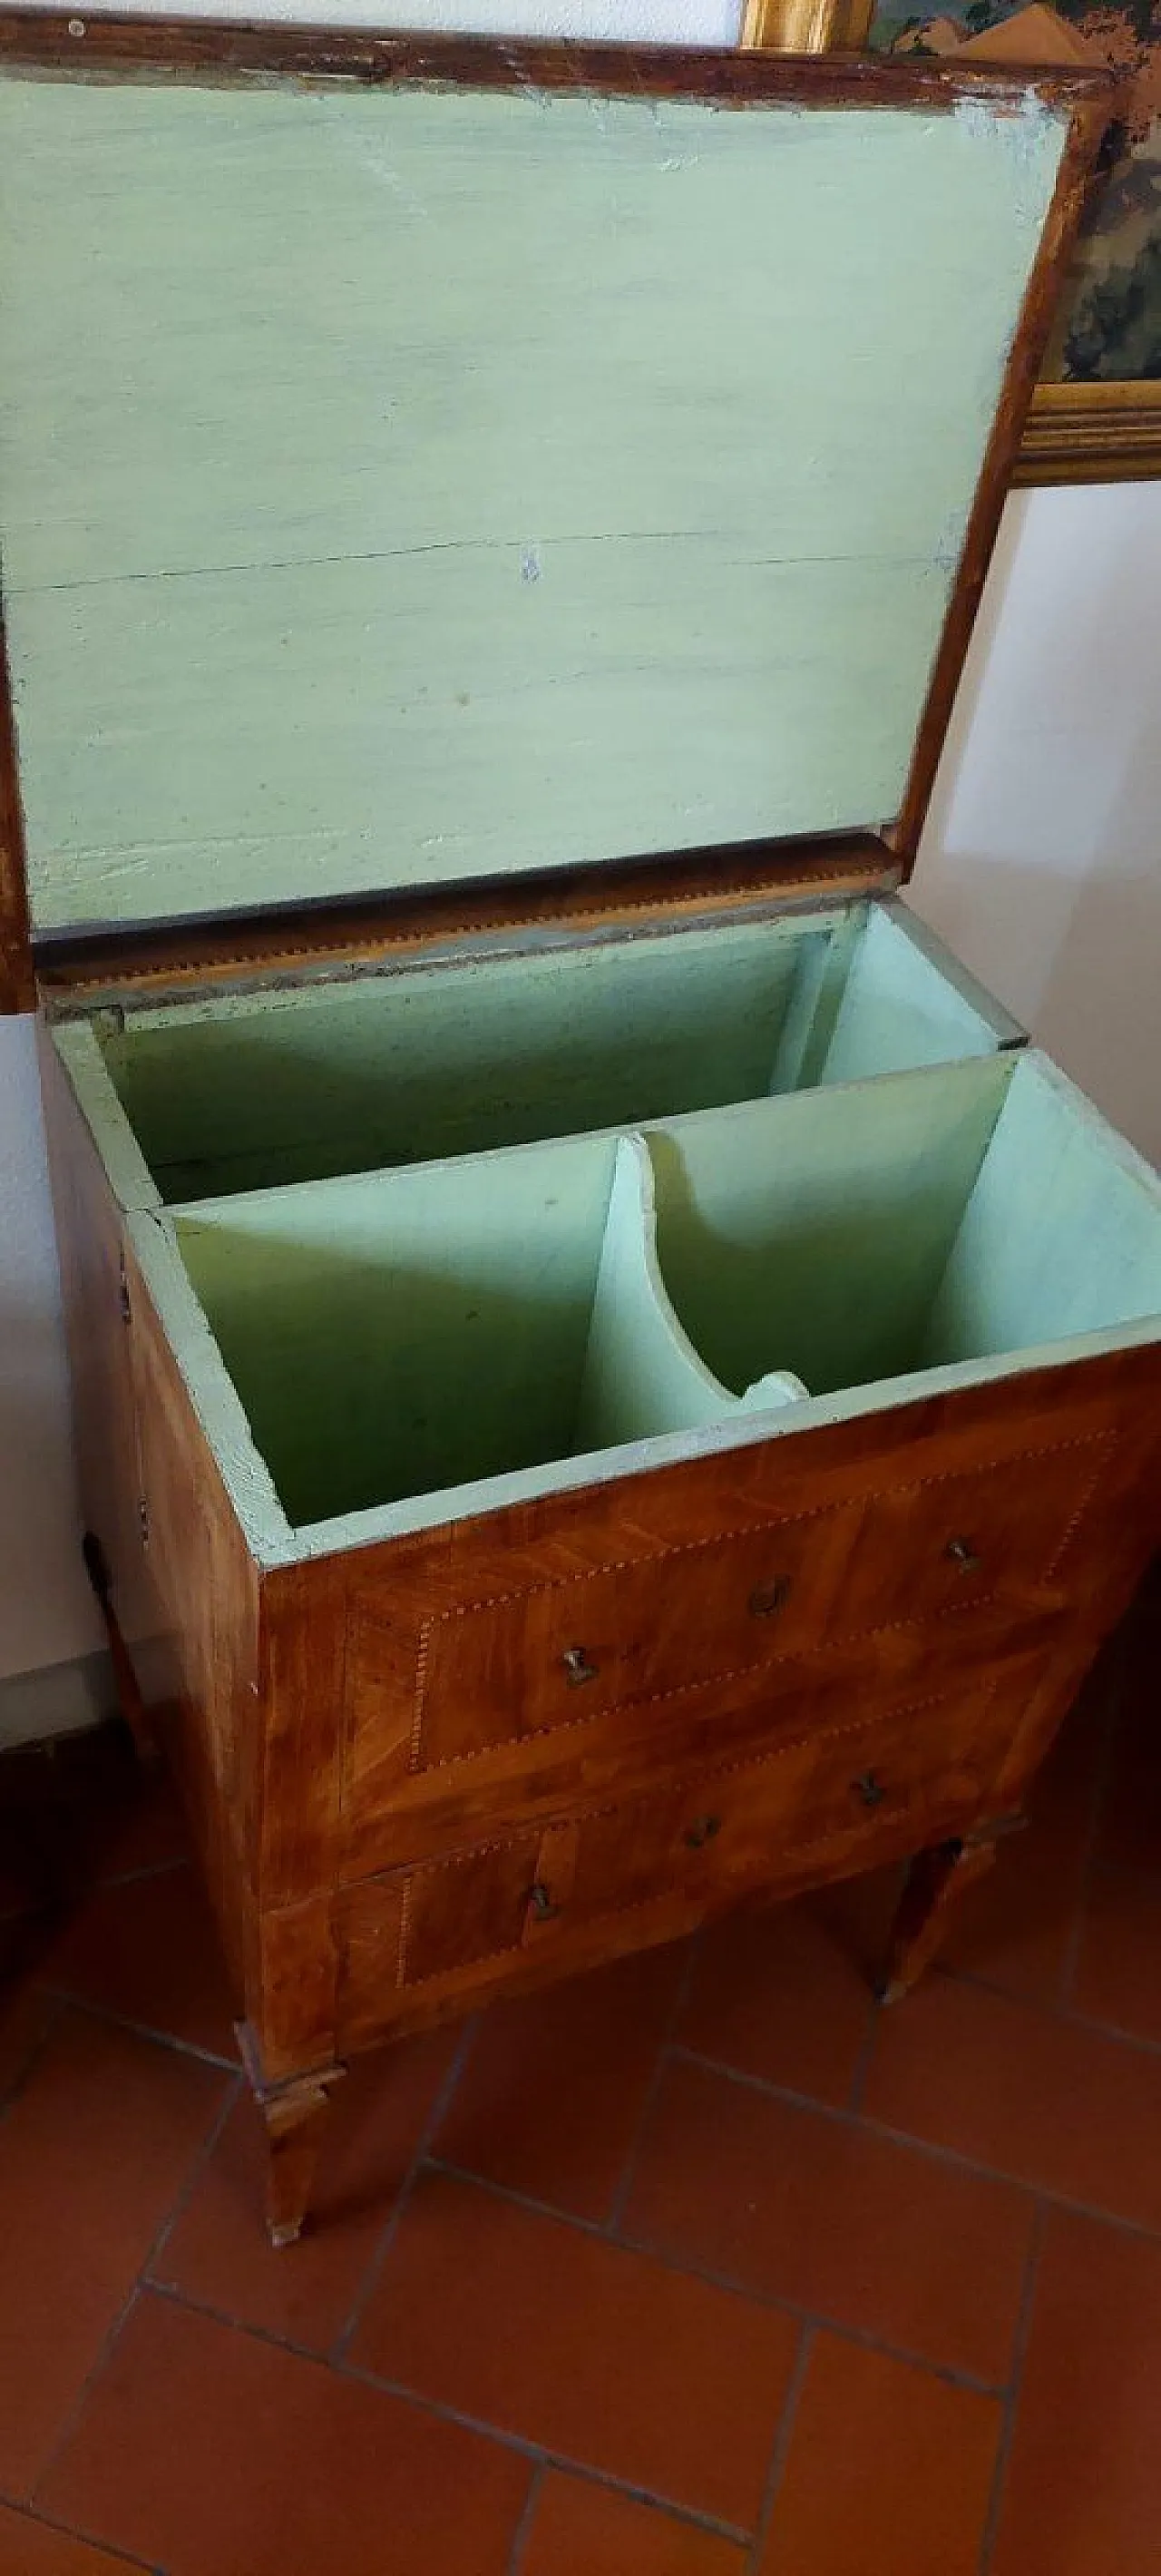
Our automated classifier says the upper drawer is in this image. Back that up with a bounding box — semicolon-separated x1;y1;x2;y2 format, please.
840;1430;1117;1631
350;1428;1115;1792
405;1503;865;1772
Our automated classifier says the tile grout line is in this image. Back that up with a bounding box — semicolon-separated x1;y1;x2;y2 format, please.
947;1955;1161;2063
28;2068;242;2509
38;1986;241;2076
425;2153;615;2245
611;2233;1007;2403
665;2035;1161;2235
541;2456;749;2549
976;2198;1048;2576
1;2496;164;2574
504;2456;546;2576
605;1934;700;2236
329;2012;479;2367
399;2154;1009;2398
144;2277;753;2550
342;2353;757;2549
146;2270;362;2370
146;2067;248;2277
745;2320;815;2576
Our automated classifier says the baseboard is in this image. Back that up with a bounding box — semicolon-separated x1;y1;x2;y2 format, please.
0;1650;118;1750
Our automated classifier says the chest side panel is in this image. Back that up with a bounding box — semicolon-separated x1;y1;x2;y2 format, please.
123;1241;264;1994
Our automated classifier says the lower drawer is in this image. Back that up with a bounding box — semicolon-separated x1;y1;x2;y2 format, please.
334;1659;1029;2048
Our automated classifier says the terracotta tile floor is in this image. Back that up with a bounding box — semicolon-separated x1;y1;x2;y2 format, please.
1;1586;1159;2576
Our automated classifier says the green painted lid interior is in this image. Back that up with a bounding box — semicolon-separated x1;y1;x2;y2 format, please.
0;73;1067;936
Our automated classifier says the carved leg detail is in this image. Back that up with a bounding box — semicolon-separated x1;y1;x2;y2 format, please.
82;1530;157;1764
877;1820;1022;2005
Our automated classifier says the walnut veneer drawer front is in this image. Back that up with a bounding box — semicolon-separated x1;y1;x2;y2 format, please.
841;1432;1117;1632
346;1432;1114;1826
406;1505;865;1772
340;1602;1066;1880
336;1669;1020;2040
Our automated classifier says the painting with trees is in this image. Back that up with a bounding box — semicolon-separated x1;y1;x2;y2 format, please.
870;0;1160;381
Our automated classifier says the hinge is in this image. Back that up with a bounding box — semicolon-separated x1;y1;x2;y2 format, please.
137;1494;150;1548
118;1258;132;1326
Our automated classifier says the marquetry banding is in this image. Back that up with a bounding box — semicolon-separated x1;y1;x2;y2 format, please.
392;1683;994;1988
403;1430;1117;1777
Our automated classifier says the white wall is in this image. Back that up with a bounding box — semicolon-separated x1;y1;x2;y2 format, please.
0;1017;103;1691
15;0;740;30
910;481;1161;1170
2;0;1158;1730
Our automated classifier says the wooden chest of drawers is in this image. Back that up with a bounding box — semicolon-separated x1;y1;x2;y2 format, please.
3;15;1158;2240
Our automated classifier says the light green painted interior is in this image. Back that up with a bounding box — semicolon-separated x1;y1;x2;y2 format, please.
921;1055;1161;1362
174;1132;624;1527
648;1061;1011;1399
0;75;1067;934
162;1053;1161;1541
78;899;1014;1204
574;1133;807;1456
649;1054;1161;1401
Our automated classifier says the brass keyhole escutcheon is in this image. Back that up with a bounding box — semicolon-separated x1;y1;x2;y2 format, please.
561;1645;598;1686
685;1813;723;1849
749;1574;792;1618
852;1770;885;1810
945;1536;982;1574
528;1881;561;1922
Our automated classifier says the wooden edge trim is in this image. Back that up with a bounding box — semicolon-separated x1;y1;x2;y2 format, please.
889;84;1116;874
0;604;34;1013
0;12;1110;112
1016;379;1161;486
34;835;898;1011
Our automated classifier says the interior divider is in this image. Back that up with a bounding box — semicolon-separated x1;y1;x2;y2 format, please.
573;1134;807;1456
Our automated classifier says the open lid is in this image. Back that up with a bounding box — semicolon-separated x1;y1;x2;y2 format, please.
0;16;1106;1004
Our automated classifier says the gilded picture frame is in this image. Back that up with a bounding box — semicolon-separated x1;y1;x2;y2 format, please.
742;0;1161;482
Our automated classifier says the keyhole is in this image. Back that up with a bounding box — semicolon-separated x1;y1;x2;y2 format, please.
561;1646;598;1686
852;1770;885;1810
749;1575;792;1618
945;1537;981;1574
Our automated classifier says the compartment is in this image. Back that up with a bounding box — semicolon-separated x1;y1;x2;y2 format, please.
168;1131;755;1533
59;896;1017;1206
139;1049;1161;1553
649;1053;1161;1405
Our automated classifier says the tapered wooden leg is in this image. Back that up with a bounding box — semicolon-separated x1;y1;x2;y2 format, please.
237;2025;346;2247
262;2074;338;2248
82;1530;158;1764
876;1820;1022;2005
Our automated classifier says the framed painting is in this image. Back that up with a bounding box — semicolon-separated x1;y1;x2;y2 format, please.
743;0;1159;475
867;0;1161;479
